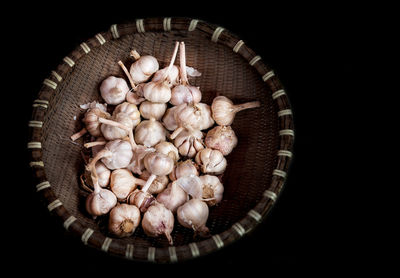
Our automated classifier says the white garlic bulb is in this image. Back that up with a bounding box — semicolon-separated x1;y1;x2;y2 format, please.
211;96;260;126
172;127;205;158
161;105;186;131
142;202;174;245
88;140;133;170
100;76;130;105
200;175;224;206
156;182;188;213
152;65;180;87
113;102;141;127
85;187;117;217
71;108;110;140
174;103;214;131
154;141;179;162
139;101;167;120
195;148;227;175
177;199;209;234
101;113;134;141
84;161;110;188
134;118;167;147
169;159;199;181
110;169;145;201
129;50;159;84
175;175;203;199
139;170;168;194
108;204;140;238
205;125;238;156
143;152;174;177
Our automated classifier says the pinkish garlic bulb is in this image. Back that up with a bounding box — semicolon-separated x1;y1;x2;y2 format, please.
211;96;261;126
88;140;133;170
84;161;110;188
172;127;205;158
126;146;155;175
156;182;188;213
161;105;186;131
139;101;167;120
110;169;146;201
101;113;134;141
134;118;167;147
142;202;174;245
195;148;227;175
127;189;155;213
177;199;209;235
71;108;111;141
170;42;202;106
143;151;174;177
169;159;199;181
154;141;179;162
129;50;159;84
205;125;238;156
139;170;168;194
152;65;180;87
113;102;141;127
126;83;145;105
174;103;214;131
100;76;130;105
200;175;224;206
108;204;141;238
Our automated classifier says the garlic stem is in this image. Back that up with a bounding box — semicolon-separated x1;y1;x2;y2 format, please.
98;117;131;131
179;41;188;85
141;174;157;193
71;128;87;141
118;60;137;90
128;129;138;151
161;41;179;81
84;141;106;148
234;101;261;112
87;149;112;193
130;50;141;60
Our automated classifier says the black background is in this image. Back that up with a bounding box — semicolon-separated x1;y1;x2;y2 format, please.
7;1;384;275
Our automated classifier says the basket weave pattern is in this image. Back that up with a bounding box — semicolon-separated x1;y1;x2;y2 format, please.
28;17;294;263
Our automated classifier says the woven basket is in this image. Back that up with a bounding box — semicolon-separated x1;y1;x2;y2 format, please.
28;17;294;263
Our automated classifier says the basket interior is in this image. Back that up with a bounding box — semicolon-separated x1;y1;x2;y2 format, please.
41;30;279;248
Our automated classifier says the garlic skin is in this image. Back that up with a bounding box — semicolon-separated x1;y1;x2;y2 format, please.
126;83;145;105
142;202;174;245
139;170;168;194
129;52;159;84
85;188;117;217
84;161;110;188
162;105;186;131
200;175;224;206
205;125;238;156
173;128;205;158
127;189;155;212
134;118;167;147
177;199;209;234
108;204;140;238
101;113;134;141
156;182;188;213
114;102;141;127
154;141;179;162
100;76;129;105
175;103;214;130
195;148;227;175
99;140;133;170
83;108;111;137
110;169;145;201
152;65;180;87
169;160;199;181
143;152;174;176
139;101;167;120
211;96;261;126
127;146;155;175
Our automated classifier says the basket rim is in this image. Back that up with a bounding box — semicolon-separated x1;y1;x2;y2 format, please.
28;16;295;263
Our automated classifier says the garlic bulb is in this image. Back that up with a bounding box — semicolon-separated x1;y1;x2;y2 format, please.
143;42;179;103
110;169;145;201
126;83;145;105
156;182;188;213
134;118;167;147
205;125;238;155
161;105;186;131
195;148;227;175
152;65;180;87
100;76;129;105
129;50;159;84
172;127;205;158
108;204;140;238
170;42;202;106
143;152;174;177
200;175;224;206
71;108;111;141
88;140;133;170
142;202;174;245
127;189;155;212
169;159;199;181
139;170;168;194
127;146;155;175
84;161;110;188
175;175;203;199
211;96;261;126
154;141;179;162
174;103;214;131
177;199;209;234
100;113;134;141
113;102;141;127
139;101;167;120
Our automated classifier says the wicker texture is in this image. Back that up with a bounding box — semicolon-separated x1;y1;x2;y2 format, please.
28;17;294;263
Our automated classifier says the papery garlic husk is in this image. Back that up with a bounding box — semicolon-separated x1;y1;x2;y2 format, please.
126;84;145;105
82;108;111;137
195;148;227;175
142;202;174;245
110;169;145;201
175;103;214;130
205;125;238;156
100;76;130;105
95;140;133;170
114;102;141;127
154;141;179;162
127;189;155;212
152;65;180;87
108;204;140;238
161;105;186;131
134;118;167;147
139;101;167;120
177;199;209;235
129;51;159;84
173;127;205;158
200;175;224;206
84;161;110;188
211;96;261;126
156;182;188;213
169;159;199;181
143;151;174;176
127;146;155;175
139;170;168;194
175;175;204;199
101;113;134;141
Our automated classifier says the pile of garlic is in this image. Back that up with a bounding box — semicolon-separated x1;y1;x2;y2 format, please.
72;41;260;244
